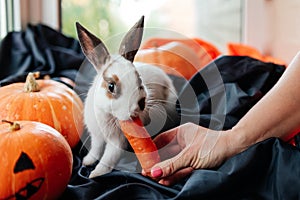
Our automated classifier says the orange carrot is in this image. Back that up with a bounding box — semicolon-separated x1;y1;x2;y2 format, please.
119;117;160;175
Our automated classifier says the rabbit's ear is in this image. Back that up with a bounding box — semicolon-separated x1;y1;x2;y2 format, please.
119;16;144;62
76;22;110;70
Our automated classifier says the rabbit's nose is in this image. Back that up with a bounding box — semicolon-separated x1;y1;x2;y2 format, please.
138;97;145;111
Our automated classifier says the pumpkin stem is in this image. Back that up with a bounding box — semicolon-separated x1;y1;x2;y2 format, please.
24;72;40;92
2;120;21;131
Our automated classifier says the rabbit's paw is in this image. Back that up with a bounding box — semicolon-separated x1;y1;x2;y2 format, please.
83;153;98;166
89;164;112;178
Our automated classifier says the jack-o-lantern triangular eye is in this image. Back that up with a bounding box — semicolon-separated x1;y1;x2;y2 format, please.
14;152;35;174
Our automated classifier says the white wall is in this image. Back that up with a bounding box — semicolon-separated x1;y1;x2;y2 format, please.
244;0;300;63
194;0;243;52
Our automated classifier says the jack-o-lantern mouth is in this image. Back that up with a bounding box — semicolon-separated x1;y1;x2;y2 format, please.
5;177;44;200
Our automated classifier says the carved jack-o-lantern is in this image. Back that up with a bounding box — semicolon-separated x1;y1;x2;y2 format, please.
0;120;73;200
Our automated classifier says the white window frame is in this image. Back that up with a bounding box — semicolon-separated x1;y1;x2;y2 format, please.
1;0;60;40
0;0;21;39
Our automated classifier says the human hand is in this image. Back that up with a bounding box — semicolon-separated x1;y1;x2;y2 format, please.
146;122;232;186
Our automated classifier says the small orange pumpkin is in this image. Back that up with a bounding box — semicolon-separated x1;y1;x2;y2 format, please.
0;72;84;148
0;120;73;200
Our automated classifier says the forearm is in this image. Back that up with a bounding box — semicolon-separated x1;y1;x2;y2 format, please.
228;51;300;153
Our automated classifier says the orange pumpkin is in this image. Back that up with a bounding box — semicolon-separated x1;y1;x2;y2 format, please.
135;41;201;79
0;120;73;200
139;38;221;77
141;38;221;60
0;72;84;148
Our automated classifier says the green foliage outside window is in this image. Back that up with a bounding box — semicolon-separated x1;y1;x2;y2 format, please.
61;0;126;40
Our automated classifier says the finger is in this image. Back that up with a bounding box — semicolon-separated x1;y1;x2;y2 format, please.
158;167;194;186
153;126;179;149
158;144;181;160
151;148;190;179
141;169;146;176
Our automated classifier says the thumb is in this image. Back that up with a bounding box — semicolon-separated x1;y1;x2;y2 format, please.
151;149;190;178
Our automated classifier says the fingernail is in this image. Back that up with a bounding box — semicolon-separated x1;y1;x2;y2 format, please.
141;169;146;176
151;167;163;178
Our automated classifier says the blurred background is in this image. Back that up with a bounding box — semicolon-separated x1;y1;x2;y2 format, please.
60;0;243;52
1;0;299;63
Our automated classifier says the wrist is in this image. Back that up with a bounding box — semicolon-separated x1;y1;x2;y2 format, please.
222;127;253;159
206;129;242;166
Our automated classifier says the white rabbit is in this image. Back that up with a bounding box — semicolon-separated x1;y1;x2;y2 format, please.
76;16;179;178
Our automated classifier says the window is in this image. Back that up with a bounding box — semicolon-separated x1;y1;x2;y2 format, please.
1;0;244;54
61;0;244;52
0;0;21;40
0;0;60;41
0;1;298;70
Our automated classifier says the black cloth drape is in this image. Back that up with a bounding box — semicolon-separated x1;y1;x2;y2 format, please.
61;138;300;200
1;24;299;200
0;23;84;87
176;55;285;130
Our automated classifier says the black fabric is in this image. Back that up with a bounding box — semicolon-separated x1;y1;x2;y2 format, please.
1;24;300;200
61;138;300;200
0;23;84;87
177;56;285;130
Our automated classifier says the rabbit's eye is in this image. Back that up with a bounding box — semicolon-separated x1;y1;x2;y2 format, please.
108;82;115;93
